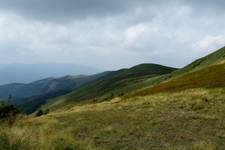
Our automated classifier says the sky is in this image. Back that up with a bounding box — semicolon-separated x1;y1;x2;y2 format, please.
0;0;224;70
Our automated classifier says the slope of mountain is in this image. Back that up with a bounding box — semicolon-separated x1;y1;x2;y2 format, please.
133;63;225;96
0;63;99;85
131;46;225;97
139;46;225;88
0;72;108;113
172;45;225;76
43;63;177;110
173;46;225;75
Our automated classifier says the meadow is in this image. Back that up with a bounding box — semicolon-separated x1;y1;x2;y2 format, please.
1;88;225;150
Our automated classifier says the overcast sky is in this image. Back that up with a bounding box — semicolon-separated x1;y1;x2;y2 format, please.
0;0;224;70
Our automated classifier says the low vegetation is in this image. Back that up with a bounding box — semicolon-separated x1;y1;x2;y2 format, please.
0;101;21;124
0;88;225;149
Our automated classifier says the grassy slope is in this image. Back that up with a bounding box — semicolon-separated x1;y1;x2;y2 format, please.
124;46;225;97
43;64;177;110
142;46;225;89
132;62;225;97
172;46;225;76
2;88;225;149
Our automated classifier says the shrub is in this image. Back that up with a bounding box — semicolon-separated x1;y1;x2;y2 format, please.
35;109;44;117
35;109;49;117
0;102;20;124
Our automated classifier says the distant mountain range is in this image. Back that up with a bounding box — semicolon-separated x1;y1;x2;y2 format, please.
0;63;99;85
0;72;108;113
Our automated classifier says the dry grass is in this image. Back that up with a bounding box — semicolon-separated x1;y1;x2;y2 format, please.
1;88;225;149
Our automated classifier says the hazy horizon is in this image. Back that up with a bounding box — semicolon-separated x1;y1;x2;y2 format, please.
0;63;100;85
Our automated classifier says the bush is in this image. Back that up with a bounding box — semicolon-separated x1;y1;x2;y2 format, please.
35;109;49;117
0;102;20;124
35;109;44;117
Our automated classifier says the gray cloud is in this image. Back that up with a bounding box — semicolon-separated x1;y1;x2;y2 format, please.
0;0;223;21
0;0;224;70
0;0;156;21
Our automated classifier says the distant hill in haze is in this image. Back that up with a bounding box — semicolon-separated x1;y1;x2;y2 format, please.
0;63;99;85
0;72;108;113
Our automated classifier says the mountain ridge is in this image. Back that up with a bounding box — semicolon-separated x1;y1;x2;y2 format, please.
42;63;177;111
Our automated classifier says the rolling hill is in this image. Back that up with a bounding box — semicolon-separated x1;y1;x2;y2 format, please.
131;46;225;97
137;46;225;89
133;63;225;96
43;63;177;110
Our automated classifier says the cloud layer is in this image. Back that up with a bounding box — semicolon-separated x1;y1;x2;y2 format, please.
0;0;224;70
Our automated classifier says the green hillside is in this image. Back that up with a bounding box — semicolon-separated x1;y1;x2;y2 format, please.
43;64;177;110
129;46;225;97
181;46;225;72
146;46;225;87
133;63;225;97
